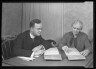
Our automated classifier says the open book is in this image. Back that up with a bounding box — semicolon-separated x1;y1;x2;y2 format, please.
64;48;86;60
44;47;62;60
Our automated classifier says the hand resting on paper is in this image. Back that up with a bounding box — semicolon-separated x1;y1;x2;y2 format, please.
34;49;45;57
62;46;73;53
62;46;69;51
80;49;90;57
32;45;45;52
32;45;45;57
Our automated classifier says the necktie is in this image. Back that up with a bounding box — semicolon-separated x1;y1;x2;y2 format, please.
73;37;77;48
70;37;77;48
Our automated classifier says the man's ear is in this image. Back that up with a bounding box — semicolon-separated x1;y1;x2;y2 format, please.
30;27;34;31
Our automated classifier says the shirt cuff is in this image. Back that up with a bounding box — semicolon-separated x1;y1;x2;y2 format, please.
30;51;35;58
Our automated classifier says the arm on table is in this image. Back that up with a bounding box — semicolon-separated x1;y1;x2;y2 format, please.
80;35;92;56
40;36;54;49
59;33;68;50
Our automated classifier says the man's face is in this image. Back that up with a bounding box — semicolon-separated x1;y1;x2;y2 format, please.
31;23;42;36
72;23;82;35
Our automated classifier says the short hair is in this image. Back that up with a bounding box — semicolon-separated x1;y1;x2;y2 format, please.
29;19;41;28
71;20;83;30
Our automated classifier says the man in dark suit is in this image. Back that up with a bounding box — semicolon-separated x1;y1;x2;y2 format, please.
59;20;92;57
13;19;52;57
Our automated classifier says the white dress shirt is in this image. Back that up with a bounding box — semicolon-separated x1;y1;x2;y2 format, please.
30;33;35;39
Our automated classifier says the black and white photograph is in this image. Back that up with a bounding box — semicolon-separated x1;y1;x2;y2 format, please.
2;2;93;68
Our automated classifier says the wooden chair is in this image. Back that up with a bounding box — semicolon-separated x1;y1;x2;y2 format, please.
2;36;16;60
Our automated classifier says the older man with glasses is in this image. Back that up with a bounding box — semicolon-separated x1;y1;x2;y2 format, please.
59;20;92;57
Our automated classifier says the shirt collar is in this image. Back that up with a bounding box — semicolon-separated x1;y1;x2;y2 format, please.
30;33;35;39
71;31;81;38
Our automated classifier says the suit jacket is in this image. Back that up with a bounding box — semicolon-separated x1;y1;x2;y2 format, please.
59;31;92;52
13;30;52;57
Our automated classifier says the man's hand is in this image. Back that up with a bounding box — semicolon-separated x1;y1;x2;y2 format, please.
34;50;45;57
32;45;44;52
80;49;90;57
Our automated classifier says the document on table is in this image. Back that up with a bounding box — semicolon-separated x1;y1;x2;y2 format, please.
44;47;62;60
64;48;86;60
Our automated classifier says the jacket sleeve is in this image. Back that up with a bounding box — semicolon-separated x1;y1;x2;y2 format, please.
13;33;32;57
39;36;52;50
84;35;92;53
59;33;68;49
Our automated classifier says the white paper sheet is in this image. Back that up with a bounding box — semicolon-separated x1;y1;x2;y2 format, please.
64;48;86;60
44;47;62;60
44;47;59;55
17;56;36;61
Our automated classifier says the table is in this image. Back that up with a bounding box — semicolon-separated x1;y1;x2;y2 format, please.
2;48;93;68
2;63;12;66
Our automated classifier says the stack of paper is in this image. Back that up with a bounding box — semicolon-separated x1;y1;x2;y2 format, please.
44;47;62;60
64;48;86;60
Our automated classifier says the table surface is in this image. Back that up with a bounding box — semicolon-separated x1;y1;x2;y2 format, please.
2;63;12;66
2;48;93;68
